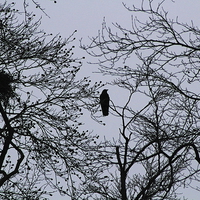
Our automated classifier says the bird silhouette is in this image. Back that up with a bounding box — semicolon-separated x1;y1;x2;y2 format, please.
100;89;109;116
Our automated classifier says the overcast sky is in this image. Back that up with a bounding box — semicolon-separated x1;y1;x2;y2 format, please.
7;0;200;199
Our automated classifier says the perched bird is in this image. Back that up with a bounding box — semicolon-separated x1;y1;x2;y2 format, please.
100;89;110;116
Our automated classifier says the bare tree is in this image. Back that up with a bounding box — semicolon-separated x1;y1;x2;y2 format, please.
0;2;102;199
22;0;57;18
81;0;200;199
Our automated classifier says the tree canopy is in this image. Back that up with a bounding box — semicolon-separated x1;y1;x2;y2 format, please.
0;2;102;199
81;0;200;199
1;0;200;200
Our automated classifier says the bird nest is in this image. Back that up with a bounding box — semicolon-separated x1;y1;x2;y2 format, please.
0;71;15;101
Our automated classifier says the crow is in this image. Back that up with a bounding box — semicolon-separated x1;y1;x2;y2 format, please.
100;89;109;116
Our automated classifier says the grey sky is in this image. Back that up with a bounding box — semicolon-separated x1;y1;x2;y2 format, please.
43;1;200;199
6;0;200;199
